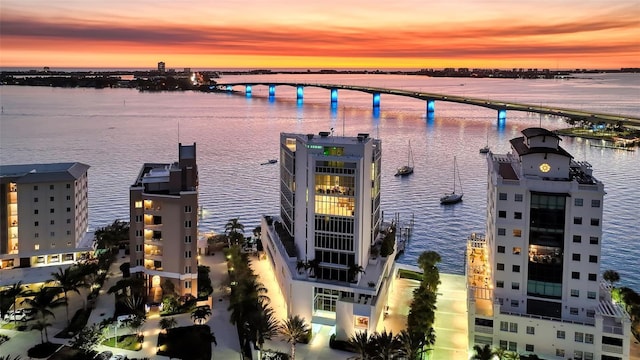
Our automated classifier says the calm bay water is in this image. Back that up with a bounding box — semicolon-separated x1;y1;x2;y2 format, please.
1;73;638;290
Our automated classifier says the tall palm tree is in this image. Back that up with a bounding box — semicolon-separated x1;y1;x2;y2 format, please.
370;330;399;359
472;344;495;360
396;329;426;360
49;266;87;325
348;330;373;360
1;281;25;326
21;286;65;343
225;218;245;246
191;305;212;325
278;315;310;360
254;303;279;354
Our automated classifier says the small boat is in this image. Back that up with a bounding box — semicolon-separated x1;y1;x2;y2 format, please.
395;140;414;177
479;134;490;153
261;159;278;165
440;156;463;204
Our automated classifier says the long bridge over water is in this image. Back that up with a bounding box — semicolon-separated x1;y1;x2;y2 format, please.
217;82;640;128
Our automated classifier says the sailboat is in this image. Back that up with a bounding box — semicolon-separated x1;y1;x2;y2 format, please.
440;156;463;204
395;140;414;176
479;133;490;153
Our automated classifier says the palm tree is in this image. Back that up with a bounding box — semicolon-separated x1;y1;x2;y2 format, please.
49;266;87;325
348;330;373;360
21;286;65;343
370;330;399;359
348;264;365;283
254;304;279;355
396;329;426;360
278;315;310;360
472;344;495;360
504;351;521;360
191;305;212;325
1;281;25;326
225;218;245;246
31;319;52;344
494;347;507;360
603;270;620;287
0;355;22;360
159;317;177;334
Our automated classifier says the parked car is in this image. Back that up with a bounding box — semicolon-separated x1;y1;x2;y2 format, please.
94;350;112;360
3;309;34;322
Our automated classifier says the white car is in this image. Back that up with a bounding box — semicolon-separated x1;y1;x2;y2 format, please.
3;309;35;322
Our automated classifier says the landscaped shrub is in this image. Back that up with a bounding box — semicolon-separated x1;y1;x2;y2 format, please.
329;334;355;353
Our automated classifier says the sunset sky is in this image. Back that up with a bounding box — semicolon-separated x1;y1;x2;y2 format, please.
1;0;638;70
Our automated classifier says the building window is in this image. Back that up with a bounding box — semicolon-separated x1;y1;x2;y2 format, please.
34;197;39;203
514;193;523;202
66;219;71;224
50;208;54;213
185;250;192;258
510;300;519;307
511;282;520;290
556;349;565;357
185;281;191;289
34;244;40;250
588;255;597;263
588;273;597;281
513;229;522;237
512;265;520;273
586;310;595;318
509;323;518;333
499;193;507;200
66;183;71;189
500;321;508;331
34;209;39;215
585;333;594;344
185;266;191;273
570;307;579;315
50;220;55;225
184;205;192;213
573;217;582;225
66;207;71;212
184;220;192;228
573;235;582;243
512;247;521;255
526;326;535;335
557;330;565;339
35;233;39;238
135;201;143;208
525;344;534;352
508;341;517;351
185;235;192;243
589;236;599;244
34;185;38;190
35;221;39;226
497;246;505;253
499;340;507;349
572;271;580;279
497;263;504;271
571;289;579;297
574;332;584;342
496;281;504;288
587;291;596;299
66;195;71;200
50;196;54;202
514;212;522;219
49;185;54;190
574;350;583;360
574;198;583;206
498;228;506;236
572;253;581;261
498;210;506;218
590;218;599;226
584;352;594;360
50;232;55;237
591;199;601;208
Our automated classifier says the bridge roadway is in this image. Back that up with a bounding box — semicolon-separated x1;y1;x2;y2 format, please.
217;82;640;127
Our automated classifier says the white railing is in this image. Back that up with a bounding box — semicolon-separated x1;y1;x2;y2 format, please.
602;344;623;354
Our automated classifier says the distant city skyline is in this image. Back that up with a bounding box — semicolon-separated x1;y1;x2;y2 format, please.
0;0;638;69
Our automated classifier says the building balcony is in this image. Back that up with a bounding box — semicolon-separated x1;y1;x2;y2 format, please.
144;237;163;244
602;344;623;355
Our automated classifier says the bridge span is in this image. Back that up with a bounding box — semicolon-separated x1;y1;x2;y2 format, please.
217;82;640;128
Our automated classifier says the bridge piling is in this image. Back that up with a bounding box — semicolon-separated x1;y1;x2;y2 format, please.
372;93;381;109
497;109;507;128
297;86;304;100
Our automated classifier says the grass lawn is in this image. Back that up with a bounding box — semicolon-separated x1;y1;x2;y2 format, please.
157;325;213;360
102;334;143;351
1;321;29;331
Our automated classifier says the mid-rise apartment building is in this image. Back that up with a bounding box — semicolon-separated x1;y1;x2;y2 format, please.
0;162;92;271
261;131;395;340
467;128;631;359
129;143;198;299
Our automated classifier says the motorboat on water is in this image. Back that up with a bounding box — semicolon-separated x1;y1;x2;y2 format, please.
261;159;278;165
